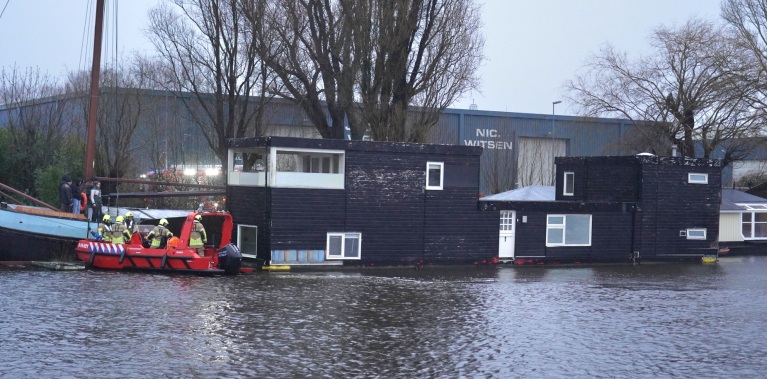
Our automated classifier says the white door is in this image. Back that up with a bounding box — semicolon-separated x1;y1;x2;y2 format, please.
499;211;515;259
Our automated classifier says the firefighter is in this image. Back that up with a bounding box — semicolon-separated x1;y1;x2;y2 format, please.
145;218;173;248
189;214;208;256
124;211;138;233
110;216;132;244
97;214;113;243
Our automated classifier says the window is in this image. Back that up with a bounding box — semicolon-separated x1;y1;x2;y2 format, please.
546;214;592;246
426;162;444;190
270;148;345;189
327;233;361;259
302;154;339;173
500;211;514;231
738;204;767;210
686;228;707;240
563;172;574;196
688;173;708;184
237;225;258;259
741;212;767;239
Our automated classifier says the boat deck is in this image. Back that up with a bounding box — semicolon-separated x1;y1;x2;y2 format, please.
12;205;87;220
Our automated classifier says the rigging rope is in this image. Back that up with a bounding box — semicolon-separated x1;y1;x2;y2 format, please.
0;0;10;20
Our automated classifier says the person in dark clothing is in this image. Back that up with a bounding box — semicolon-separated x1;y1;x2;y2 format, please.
59;175;73;212
71;178;83;214
87;179;103;222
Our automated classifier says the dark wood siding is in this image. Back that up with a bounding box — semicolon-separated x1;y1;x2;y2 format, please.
510;203;633;262
556;156;640;203
637;159;721;259
227;185;270;261
424;188;497;262
514;212;547;257
345;150;426;262
269;188;346;252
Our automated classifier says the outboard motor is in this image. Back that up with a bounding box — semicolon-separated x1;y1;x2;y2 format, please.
217;243;242;275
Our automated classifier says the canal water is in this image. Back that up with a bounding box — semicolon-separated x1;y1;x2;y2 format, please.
1;256;766;378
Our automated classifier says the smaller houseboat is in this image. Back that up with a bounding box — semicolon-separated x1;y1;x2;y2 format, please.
480;154;722;264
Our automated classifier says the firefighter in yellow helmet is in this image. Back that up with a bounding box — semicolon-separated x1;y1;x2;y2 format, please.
145;218;173;248
124;211;137;234
97;214;113;243
110;215;132;244
189;214;208;256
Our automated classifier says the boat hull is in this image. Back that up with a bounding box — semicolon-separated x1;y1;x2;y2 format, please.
0;205;92;262
77;241;219;273
75;240;242;275
0;226;79;262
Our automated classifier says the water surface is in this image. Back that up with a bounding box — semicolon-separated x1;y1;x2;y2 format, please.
1;257;765;378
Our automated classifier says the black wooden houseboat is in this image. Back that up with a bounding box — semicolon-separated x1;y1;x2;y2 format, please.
480;154;722;263
226;137;498;267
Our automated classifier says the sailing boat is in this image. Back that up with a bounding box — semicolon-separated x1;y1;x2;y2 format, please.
0;0;107;263
0;1;223;264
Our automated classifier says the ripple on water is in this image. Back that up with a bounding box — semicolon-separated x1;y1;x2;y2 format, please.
0;260;766;378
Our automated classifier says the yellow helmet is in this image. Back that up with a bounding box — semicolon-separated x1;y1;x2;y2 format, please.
115;216;124;223
194;214;202;221
159;218;169;226
125;212;133;218
102;214;111;222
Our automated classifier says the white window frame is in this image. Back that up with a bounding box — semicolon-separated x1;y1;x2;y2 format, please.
740;212;767;240
326;232;362;260
563;172;575;196
546;214;592;247
686;228;707;240
500;211;514;231
688;173;708;184
737;203;767;210
426;162;444;190
237;224;258;259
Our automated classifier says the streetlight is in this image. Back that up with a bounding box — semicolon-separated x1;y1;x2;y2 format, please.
551;100;562;142
551;100;562;186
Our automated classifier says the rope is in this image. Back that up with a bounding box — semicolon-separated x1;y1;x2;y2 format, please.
79;0;94;73
0;0;10;20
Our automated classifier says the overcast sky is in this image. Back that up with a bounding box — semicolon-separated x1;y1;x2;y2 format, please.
0;0;723;115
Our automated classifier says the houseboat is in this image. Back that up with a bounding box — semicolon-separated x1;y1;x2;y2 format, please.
718;188;767;255
224;137;723;266
480;154;722;263
225;136;498;267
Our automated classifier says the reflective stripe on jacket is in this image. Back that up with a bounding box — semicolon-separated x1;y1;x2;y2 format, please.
98;223;113;242
110;223;131;244
189;222;207;247
148;226;172;248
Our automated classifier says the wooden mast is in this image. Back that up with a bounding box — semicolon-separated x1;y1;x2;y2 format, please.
84;0;105;180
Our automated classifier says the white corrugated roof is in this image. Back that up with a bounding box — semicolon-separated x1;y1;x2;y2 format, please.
480;186;555;202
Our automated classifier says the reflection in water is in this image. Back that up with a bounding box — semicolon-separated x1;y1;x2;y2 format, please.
1;259;766;378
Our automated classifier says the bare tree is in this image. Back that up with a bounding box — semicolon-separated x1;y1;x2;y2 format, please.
0;66;77;196
516;137;564;187
243;0;483;142
722;0;767;127
352;0;484;142
68;63;149;180
243;0;355;140
147;0;274;176
722;0;767;88
566;18;760;166
480;136;516;195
